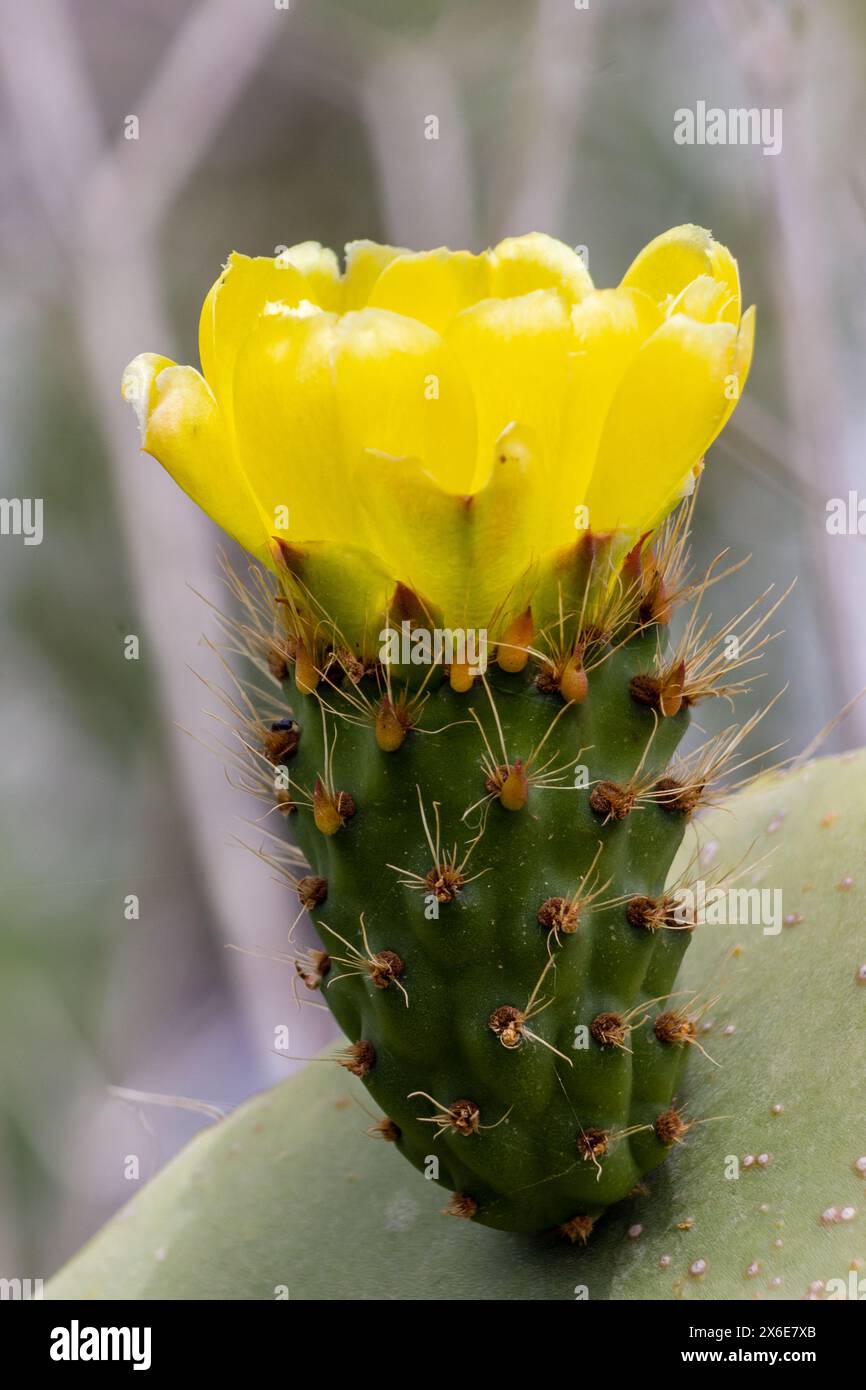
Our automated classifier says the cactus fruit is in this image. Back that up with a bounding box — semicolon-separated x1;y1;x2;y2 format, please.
119;228;765;1236
267;620;683;1235
229;547;774;1237
47;751;866;1300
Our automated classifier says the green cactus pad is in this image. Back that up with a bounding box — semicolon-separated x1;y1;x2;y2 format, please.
47;751;866;1300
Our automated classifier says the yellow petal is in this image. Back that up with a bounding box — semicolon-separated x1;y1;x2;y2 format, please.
357;424;545;629
446;289;572;492
365;248;491;334
121;353;271;562
121;350;174;432
198;252;311;421
342;240;408;310
734;303;756;394
333;308;477;493
489;233;593;305
231;307;361;547
621;224;740;320
669;274;735;324
583;314;737;533
547;287;662;546
718;303;756;431
274;241;342;310
706;238;741;316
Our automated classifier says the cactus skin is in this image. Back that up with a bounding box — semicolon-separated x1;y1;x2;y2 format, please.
277;616;696;1235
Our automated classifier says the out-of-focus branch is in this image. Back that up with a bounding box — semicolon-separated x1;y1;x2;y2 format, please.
0;0;335;1073
710;0;866;745
0;0;100;224
494;0;599;239
360;40;476;248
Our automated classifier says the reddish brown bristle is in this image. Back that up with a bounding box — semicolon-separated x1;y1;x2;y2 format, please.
654;1105;689;1145
654;1010;696;1045
577;1127;610;1161
589;780;635;821
297;875;328;910
537;895;580;935
488;1005;525;1048
262;720;300;764
338;1040;375;1078
443;1193;478;1220
591;1011;627;1047
558;1214;595;1245
424;864;465;903
369;949;404;989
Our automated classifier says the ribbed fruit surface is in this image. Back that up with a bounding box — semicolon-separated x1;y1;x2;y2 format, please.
275;629;694;1234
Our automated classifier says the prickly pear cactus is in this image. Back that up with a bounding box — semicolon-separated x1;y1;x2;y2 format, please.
261;580;689;1234
47;751;866;1300
118;227;764;1237
219;517;778;1238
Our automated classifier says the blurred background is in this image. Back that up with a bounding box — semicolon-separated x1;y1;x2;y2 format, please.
0;0;864;1282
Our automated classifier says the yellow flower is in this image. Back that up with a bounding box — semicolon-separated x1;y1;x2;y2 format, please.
122;226;753;635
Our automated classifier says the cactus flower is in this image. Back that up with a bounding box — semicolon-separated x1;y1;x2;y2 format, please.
122;226;753;633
